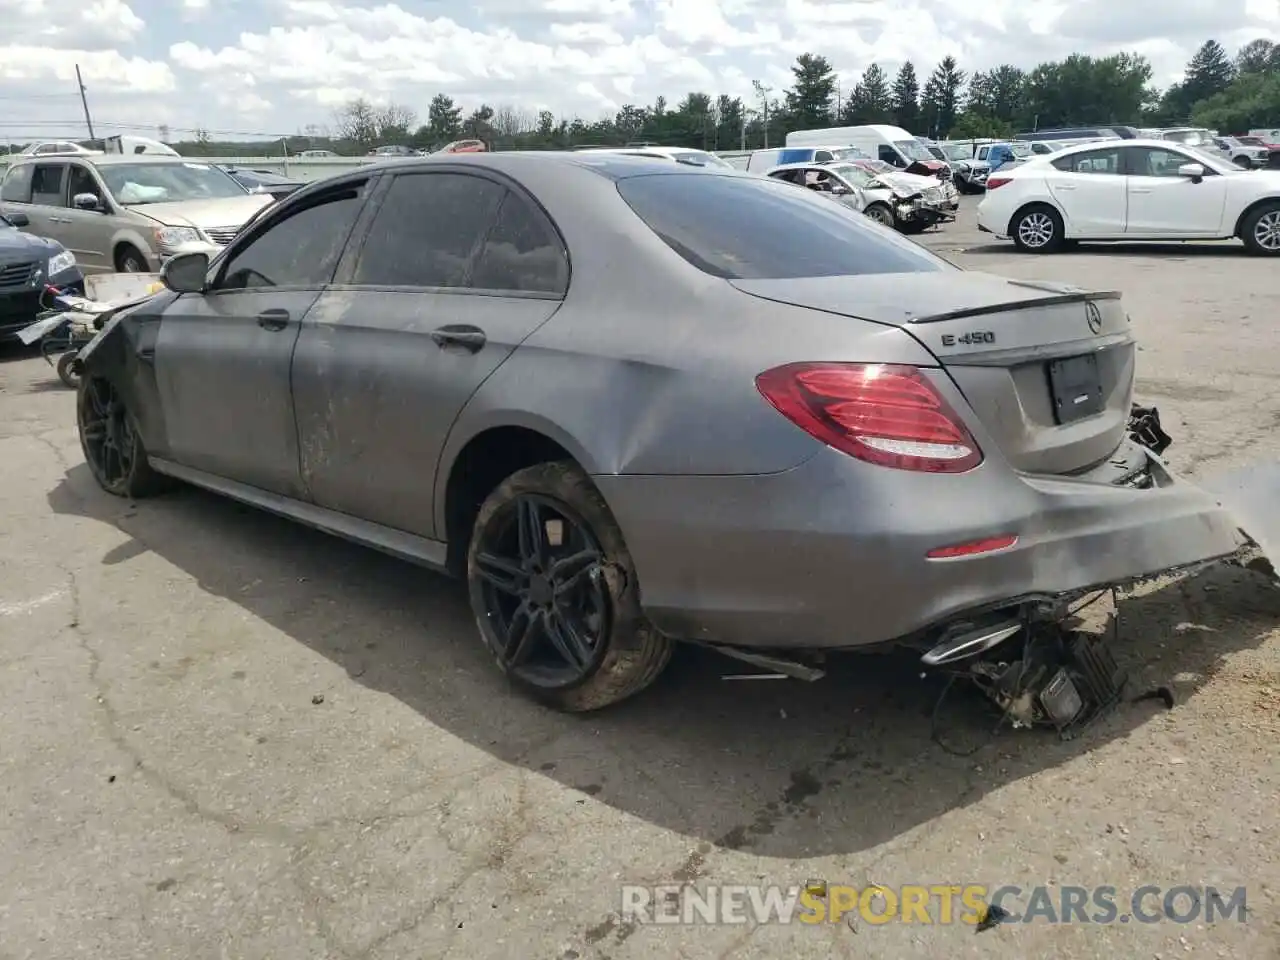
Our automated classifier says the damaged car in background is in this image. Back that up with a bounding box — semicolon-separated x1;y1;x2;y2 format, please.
71;153;1273;725
922;138;991;193
762;161;947;235
843;158;959;232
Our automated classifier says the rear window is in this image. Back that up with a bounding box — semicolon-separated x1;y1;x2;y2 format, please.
616;173;950;280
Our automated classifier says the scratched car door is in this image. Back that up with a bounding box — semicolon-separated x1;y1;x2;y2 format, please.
291;168;570;539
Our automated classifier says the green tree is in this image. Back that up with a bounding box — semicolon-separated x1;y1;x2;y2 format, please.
1023;53;1150;128
919;71;944;137
427;94;462;142
714;95;745;149
1235;38;1278;76
1183;40;1237;104
890;62;920;130
949;112;1014;140
1193;70;1280;132
463;104;495;140
842;62;892;123
785;53;837;129
928;56;966;135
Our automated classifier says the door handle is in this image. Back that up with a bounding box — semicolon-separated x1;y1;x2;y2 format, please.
1056;184;1076;190
1131;188;1153;194
136;346;155;363
48;216;72;223
256;308;290;331
429;324;486;353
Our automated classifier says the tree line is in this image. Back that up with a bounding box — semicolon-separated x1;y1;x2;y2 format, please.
173;37;1280;157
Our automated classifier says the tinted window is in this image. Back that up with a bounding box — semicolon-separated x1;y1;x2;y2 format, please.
469;191;569;295
1;164;33;203
616;173;950;280
30;164;66;205
353;172;504;287
877;145;905;166
1127;147;1202;178
1050;147;1122;174
217;185;365;290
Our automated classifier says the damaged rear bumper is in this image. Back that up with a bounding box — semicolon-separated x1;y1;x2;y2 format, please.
595;410;1249;652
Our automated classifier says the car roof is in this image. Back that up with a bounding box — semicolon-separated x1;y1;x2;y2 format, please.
347;150;740;182
8;153;206;168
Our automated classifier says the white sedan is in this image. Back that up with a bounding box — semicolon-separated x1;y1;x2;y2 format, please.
976;138;1280;256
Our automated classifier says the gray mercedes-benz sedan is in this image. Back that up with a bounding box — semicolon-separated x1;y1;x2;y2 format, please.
74;151;1245;712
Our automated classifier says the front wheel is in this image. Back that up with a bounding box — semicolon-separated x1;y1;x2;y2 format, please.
1011;205;1064;253
115;245;148;273
466;460;673;712
1241;202;1280;256
77;376;170;498
56;351;80;389
864;203;895;228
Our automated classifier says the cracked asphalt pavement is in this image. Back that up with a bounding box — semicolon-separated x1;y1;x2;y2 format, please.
2;200;1278;959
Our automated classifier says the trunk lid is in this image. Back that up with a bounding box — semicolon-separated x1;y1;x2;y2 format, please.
731;271;1135;475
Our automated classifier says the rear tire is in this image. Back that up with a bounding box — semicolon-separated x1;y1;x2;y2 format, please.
1010;204;1064;254
77;375;170;498
1240;202;1280;256
897;220;929;235
1233;155;1252;169
466;460;673;712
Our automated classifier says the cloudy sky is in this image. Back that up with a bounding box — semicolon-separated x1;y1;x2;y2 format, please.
0;0;1277;142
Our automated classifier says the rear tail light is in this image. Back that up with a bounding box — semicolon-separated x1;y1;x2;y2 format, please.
986;176;1012;190
755;362;983;473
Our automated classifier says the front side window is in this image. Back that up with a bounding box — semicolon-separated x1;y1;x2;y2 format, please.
216;185;366;290
1051;148;1122;174
0;163;33;203
352;172;505;288
617;172;951;280
67;164;102;203
878;145;906;166
97;162;248;205
30;164;67;206
1126;147;1205;178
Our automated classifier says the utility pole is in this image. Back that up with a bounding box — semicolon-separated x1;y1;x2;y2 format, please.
75;64;95;139
752;81;772;149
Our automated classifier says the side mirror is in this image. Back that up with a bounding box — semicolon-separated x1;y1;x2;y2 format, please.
160;251;210;294
5;211;30;227
73;192;102;212
1178;162;1206;181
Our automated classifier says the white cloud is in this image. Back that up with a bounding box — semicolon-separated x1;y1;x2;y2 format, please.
0;0;1276;140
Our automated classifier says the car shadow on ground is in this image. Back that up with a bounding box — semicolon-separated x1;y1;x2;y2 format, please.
0;341;40;365
961;241;1249;258
48;466;1280;860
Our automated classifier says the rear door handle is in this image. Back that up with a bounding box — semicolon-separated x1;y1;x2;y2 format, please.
257;308;290;331
1056;184;1076;190
429;324;486;353
48;216;72;223
1131;188;1153;194
137;346;155;363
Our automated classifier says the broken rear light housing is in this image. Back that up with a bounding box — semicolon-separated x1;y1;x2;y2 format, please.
985;176;1013;189
755;362;983;473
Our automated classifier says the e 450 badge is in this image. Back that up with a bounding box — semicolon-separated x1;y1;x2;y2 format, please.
941;331;996;347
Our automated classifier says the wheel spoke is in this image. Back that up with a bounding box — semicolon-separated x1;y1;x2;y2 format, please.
88;380;110;417
544;609;592;669
502;603;539;666
550;549;601;596
81;423;106;442
475;551;524;594
516;498;545;565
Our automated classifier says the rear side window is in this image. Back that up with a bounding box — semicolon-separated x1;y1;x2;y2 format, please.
1051;147;1122;174
616;173;951;280
469;191;569;295
217;185;366;290
1;164;33;203
353;172;504;288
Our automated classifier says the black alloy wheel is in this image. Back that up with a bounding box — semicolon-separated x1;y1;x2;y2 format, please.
473;493;612;689
77;376;168;497
466;461;673;711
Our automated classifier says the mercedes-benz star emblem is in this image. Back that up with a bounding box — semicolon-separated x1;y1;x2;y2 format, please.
1085;301;1103;334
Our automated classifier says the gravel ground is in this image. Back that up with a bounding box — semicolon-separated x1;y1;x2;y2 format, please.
1;198;1277;959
